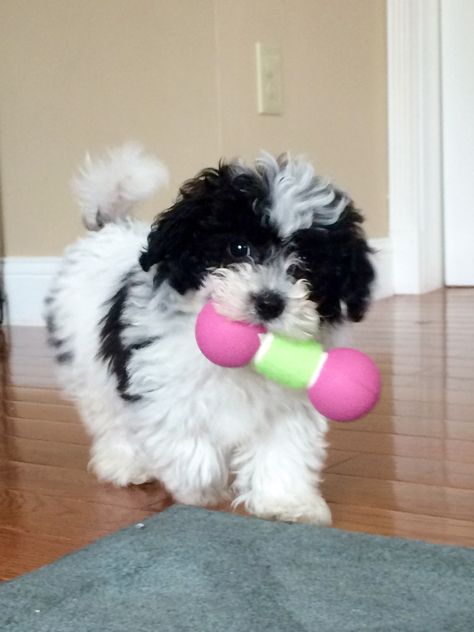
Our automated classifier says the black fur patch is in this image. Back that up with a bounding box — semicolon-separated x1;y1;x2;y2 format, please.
139;163;279;293
56;351;74;364
48;337;64;348
129;338;159;351
45;310;74;361
98;280;133;401
290;205;375;323
98;277;158;402
45;313;56;336
120;392;142;403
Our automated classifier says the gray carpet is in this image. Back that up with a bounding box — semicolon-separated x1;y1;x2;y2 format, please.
1;506;473;632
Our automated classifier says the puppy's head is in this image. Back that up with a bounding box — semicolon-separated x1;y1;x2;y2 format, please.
139;153;374;338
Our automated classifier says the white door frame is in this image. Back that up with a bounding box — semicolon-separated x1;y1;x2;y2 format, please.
387;0;444;294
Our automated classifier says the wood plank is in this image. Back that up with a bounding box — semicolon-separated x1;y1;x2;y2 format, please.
3;417;89;445
329;504;474;548
334;415;474;441
5;385;66;405
0;528;82;581
0;488;155;541
323;449;359;470
322;473;474;522
0;461;172;510
371;398;474;422
4;401;80;423
1;435;89;470
326;453;474;489
328;428;474;463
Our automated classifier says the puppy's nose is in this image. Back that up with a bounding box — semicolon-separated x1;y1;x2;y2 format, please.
254;290;285;321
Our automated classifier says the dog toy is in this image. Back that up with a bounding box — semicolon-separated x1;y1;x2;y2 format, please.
195;302;381;422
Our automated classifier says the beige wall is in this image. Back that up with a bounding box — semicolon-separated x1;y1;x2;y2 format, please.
0;0;388;257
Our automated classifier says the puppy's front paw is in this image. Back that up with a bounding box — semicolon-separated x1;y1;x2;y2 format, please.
247;495;332;526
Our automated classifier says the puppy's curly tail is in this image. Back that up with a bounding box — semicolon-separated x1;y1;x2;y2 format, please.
72;143;169;231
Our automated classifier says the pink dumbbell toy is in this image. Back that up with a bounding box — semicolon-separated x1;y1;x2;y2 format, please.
195;302;381;422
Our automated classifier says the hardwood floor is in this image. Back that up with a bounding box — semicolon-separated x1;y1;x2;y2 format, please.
1;288;473;580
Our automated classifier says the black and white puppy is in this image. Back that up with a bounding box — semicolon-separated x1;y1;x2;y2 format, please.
46;144;374;525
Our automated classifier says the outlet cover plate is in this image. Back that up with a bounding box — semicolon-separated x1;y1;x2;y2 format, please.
256;43;283;115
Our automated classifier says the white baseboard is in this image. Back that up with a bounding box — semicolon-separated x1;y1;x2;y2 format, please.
369;238;394;300
1;242;393;326
2;257;61;326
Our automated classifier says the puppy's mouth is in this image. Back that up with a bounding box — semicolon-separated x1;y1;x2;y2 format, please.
207;294;319;341
257;313;319;340
200;266;320;340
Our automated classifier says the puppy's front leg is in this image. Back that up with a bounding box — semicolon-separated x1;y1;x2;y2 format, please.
156;437;229;507
232;409;331;525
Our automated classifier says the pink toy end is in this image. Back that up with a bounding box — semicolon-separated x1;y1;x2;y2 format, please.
308;348;381;422
195;302;264;368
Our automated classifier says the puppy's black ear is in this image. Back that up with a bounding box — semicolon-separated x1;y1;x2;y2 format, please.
139;168;222;293
294;204;375;324
341;222;375;321
139;201;204;293
326;205;375;322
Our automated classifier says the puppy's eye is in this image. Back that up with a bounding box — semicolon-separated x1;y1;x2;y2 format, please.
287;261;305;277
228;240;250;259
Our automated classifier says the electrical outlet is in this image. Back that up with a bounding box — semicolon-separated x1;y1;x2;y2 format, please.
256;43;283;115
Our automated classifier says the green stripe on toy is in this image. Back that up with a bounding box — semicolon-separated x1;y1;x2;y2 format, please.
253;333;326;390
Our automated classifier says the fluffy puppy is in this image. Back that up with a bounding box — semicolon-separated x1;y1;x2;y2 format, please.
45;144;374;525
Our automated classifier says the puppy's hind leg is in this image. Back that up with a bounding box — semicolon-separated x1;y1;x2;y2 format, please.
78;397;152;487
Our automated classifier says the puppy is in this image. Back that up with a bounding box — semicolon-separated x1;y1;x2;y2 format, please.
45;144;374;525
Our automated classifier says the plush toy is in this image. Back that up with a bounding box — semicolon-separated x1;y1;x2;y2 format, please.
195;302;381;422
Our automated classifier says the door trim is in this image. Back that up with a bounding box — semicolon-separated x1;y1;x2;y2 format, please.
387;0;444;294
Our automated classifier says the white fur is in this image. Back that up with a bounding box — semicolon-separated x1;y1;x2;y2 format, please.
72;143;169;230
257;151;349;237
47;146;334;526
